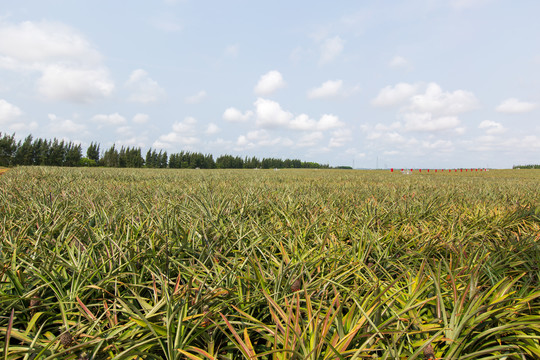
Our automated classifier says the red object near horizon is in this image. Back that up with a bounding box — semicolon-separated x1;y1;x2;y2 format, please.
427;169;430;172
435;169;437;172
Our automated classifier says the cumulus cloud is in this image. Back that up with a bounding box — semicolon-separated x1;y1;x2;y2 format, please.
116;136;147;148
185;90;207;104
0;20;114;103
224;44;239;58
319;36;345;65
92;113;127;126
47;113;87;134
289;113;343;131
0;21;101;66
495;98;537;113
0;99;34;132
403;113;461;132
328;128;352;147
421;139;454;152
254;70;286;95
37;65;113;102
0;99;22;124
254;98;293;128
478;120;505;134
223;107;253;122
372;83;419;107
307;80;343;99
235;129;292;150
371;82;478;135
408;83;479;115
126;69;166;104
389;56;409;68
297;132;324;147
252;98;345;132
154;116;200;148
205;123;220;135
132;113;149;124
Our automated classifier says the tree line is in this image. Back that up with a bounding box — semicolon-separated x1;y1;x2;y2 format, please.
513;164;540;169
0;133;329;169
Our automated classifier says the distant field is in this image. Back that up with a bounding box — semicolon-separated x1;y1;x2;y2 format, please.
1;167;539;359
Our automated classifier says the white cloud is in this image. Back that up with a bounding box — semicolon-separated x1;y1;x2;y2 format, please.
9;121;38;132
495;98;537;113
92;113;127;126
328;128;352;147
0;99;22;124
297;131;324;147
205;123;220;135
116;126;133;136
252;98;344;132
0;21;101;66
307;80;343;99
478;120;505;134
49;117;87;134
225;44;239;58
408;83;479;115
318;114;344;130
254;70;286;95
288;114;316;131
0;99;36;132
37;65;113;102
223;107;253;122
150;14;182;32
0;20;114;103
254;98;293;127
372;83;419;107
154;116;200;148
185;90;207;104
389;56;409;68
235;129;292;150
371;83;479;137
403;113;461;132
116;136;147;148
132;113;149;124
288;113;343;131
319;36;345;65
421;140;454;152
126;69;165;104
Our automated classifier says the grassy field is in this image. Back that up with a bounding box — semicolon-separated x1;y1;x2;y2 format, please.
1;167;540;359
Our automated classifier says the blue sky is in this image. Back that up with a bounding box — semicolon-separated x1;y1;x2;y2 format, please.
0;0;539;168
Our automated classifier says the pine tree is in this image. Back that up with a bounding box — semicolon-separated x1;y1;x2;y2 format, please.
87;142;100;162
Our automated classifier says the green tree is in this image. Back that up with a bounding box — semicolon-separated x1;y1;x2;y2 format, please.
102;145;119;167
0;132;17;166
87;142;100;162
14;135;34;165
65;143;82;167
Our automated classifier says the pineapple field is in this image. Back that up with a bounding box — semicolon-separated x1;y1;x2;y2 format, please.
1;166;540;359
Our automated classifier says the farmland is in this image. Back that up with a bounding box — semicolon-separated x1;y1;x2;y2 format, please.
1;167;540;359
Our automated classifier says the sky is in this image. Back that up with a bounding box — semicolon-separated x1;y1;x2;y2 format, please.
0;0;539;168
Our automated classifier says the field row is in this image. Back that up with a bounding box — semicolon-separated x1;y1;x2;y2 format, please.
1;167;540;359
